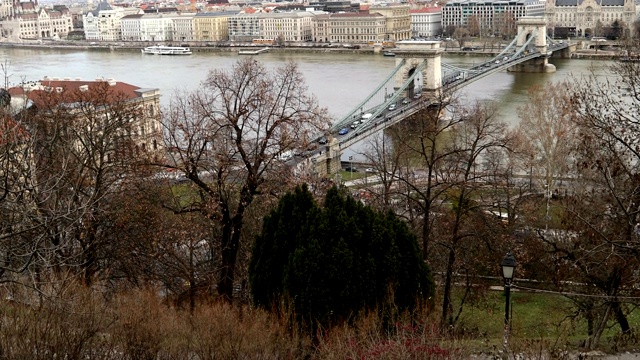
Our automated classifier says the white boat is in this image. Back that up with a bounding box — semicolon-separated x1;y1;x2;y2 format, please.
141;45;192;55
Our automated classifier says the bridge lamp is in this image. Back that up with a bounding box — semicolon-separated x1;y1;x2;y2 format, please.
500;252;517;358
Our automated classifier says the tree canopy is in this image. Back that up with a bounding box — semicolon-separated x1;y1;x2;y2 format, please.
250;185;434;328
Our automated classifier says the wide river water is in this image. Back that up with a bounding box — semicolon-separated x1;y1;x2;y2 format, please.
0;46;610;158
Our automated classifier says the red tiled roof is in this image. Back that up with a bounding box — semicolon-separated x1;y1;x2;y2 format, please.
410;7;441;13
8;79;146;109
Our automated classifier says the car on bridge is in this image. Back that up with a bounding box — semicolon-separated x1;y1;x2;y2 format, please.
402;98;410;104
338;128;349;135
388;104;397;111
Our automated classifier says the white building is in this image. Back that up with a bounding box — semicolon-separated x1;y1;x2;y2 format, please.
83;1;142;41
139;13;178;42
259;11;314;42
410;7;442;38
173;15;194;42
121;14;143;41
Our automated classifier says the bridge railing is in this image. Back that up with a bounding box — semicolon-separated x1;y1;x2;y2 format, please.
336;60;428;140
331;59;406;132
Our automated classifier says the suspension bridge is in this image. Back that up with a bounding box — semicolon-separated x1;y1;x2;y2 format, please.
300;17;574;177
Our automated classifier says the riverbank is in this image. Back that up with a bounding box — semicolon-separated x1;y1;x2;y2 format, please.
0;39;619;60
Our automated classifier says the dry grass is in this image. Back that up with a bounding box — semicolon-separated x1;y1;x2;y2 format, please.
1;284;634;359
0;285;473;359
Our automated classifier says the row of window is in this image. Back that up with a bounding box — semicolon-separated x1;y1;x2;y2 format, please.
331;28;383;34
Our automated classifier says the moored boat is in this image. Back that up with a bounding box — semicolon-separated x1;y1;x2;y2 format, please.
142;45;192;55
383;52;396;57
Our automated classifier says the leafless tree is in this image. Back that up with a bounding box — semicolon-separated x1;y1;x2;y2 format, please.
514;82;578;230
362;91;511;329
161;58;330;302
560;55;640;349
0;81;155;298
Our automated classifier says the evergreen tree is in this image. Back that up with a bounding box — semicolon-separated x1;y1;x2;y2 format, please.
250;185;434;329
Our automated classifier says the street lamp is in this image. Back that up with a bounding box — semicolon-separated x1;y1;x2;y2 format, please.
501;252;517;359
349;155;353;179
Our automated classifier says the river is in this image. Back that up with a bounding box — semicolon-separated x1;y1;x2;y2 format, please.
0;46;610;158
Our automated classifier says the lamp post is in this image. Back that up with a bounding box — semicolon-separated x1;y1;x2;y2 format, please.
501;252;517;359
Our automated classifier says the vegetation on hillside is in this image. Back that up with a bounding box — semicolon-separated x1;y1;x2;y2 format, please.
1;48;640;356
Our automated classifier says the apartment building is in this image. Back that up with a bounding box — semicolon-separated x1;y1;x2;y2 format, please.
410;7;442;38
260;11;314;42
228;12;259;41
228;11;314;42
0;1;73;40
325;12;386;43
313;13;330;42
369;4;412;41
140;13;178;42
545;0;635;38
83;1;142;41
173;15;194;42
121;14;143;41
442;0;545;36
194;11;238;42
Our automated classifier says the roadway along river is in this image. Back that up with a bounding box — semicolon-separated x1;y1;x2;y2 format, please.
0;46;609;158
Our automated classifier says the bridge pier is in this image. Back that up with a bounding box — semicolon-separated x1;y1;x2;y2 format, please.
508;17;556;73
311;138;342;178
393;41;444;100
508;57;556;73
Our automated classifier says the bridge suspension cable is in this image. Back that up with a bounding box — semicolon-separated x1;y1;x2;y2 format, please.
331;59;406;131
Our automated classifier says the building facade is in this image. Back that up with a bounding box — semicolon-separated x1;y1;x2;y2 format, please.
194;11;237;42
260;11;314;42
173;15;194;42
442;0;545;36
545;0;636;38
7;77;163;163
410;7;442;38
369;4;412;41
325;12;386;43
228;13;259;42
139;13;178;42
83;1;142;41
121;14;143;41
0;1;73;40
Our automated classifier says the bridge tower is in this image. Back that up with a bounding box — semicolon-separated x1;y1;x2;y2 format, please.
393;41;443;100
509;17;556;73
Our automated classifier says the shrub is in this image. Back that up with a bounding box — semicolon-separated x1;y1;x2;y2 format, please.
250;185;434;331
